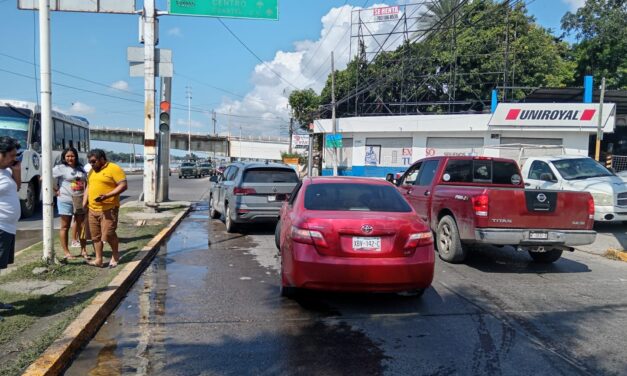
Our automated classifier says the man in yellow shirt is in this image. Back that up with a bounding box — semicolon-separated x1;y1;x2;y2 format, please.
83;149;127;268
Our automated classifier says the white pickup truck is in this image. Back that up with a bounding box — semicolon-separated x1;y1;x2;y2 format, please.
521;155;627;222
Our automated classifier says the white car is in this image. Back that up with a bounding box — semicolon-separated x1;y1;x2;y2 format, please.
522;156;627;222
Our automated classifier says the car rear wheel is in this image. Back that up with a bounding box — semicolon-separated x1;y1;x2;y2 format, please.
528;249;562;264
225;206;237;233
280;284;299;298
436;215;466;263
274;221;281;250
398;288;426;298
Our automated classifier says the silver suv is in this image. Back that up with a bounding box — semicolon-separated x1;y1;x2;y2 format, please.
209;162;299;232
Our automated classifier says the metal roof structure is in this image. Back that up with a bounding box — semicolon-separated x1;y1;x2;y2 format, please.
523;88;627;115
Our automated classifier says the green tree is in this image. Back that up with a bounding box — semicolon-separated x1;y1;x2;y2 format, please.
288;88;320;130
561;0;627;89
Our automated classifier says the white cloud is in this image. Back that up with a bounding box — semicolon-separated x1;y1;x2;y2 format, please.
167;27;183;37
110;80;130;92
56;102;95;115
216;3;409;137
562;0;585;11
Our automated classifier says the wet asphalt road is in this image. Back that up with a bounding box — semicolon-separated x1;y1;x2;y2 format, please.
64;204;627;376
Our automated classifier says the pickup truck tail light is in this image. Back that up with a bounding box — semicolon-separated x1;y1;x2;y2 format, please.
588;195;595;220
472;194;489;217
404;232;433;248
291;226;328;247
233;187;257;196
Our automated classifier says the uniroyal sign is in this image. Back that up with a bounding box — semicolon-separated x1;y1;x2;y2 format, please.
489;103;616;128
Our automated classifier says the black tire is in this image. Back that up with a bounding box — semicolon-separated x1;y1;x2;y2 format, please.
225;205;238;233
398;288;426;298
436;215;467;263
280;284;299;298
529;249;563;264
275;221;281;250
209;198;220;219
178;175;182;179
20;180;37;218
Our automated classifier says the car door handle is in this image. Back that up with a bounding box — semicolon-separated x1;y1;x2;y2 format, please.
424;190;430;196
407;189;413;195
525;183;531;187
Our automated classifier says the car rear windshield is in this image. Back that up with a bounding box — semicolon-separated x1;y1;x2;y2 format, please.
242;168;299;183
443;159;521;185
304;183;412;212
181;163;195;167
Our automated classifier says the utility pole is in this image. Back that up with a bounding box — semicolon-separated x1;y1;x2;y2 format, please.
331;51;338;176
595;77;606;162
288;117;294;154
39;0;55;263
186;86;192;158
212;110;217;161
142;0;157;207
239;125;243;159
227;107;232;162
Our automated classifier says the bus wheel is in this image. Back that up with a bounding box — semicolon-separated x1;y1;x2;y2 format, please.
20;180;37;218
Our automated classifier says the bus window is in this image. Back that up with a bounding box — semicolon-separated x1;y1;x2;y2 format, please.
72;125;80;150
65;123;73;148
54;120;64;150
83;128;89;151
31;114;42;153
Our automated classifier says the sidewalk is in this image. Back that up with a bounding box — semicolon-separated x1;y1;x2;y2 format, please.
0;201;191;376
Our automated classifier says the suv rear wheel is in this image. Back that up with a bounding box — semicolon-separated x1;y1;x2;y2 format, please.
528;249;562;264
225;205;238;233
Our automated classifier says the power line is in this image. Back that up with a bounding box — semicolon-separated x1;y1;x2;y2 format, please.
217;17;300;90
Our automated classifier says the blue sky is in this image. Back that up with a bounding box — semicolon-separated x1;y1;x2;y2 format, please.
0;0;582;154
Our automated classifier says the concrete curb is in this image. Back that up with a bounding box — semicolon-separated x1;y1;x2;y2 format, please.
21;205;192;376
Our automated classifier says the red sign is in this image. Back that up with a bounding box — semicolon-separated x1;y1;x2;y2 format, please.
505;108;595;121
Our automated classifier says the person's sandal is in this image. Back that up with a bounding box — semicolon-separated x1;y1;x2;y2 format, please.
108;260;119;269
87;260;104;268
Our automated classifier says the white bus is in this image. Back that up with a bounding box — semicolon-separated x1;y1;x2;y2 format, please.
0;99;90;217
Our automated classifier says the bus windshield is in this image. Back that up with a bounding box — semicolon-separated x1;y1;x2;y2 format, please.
0;106;31;148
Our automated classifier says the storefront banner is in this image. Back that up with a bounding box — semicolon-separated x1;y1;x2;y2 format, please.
489;103;616;128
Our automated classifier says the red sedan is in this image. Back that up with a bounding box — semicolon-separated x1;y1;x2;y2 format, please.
276;177;435;298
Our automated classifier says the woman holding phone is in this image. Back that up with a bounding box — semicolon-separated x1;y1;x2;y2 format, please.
53;146;90;260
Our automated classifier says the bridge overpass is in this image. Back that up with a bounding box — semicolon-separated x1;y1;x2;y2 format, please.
90;127;290;161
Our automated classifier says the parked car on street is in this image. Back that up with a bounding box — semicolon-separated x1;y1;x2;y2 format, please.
390;156;596;264
275;177;434;298
522;156;627;222
209;162;299;232
179;162;200;179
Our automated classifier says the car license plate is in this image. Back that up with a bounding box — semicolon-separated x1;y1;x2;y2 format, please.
352;237;381;251
267;195;276;202
529;231;548;240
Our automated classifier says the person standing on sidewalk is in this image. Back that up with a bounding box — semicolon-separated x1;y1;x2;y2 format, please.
53;146;90;261
83;149;127;268
0;136;21;319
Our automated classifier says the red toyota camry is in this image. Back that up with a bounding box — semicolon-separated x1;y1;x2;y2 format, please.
275;177;435;298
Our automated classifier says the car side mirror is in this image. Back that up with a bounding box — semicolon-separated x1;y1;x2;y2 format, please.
385;173;397;185
539;173;556;182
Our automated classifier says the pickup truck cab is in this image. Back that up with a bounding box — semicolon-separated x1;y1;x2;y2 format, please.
522;156;627;222
392;156;596;264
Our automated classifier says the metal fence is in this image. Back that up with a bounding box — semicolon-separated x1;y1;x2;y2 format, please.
609;155;627;172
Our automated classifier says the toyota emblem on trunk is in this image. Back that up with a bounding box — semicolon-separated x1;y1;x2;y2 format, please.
361;224;373;234
537;193;547;203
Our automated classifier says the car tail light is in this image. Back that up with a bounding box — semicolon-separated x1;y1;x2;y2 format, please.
291;226;328;247
404;232;433;248
588;194;595;220
233;187;256;196
472;194;489;217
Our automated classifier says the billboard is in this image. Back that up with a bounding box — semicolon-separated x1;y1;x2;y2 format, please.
489;103;616;128
373;6;399;22
18;0;136;13
292;135;309;149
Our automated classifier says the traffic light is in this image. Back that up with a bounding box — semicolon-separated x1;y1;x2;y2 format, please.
159;100;170;132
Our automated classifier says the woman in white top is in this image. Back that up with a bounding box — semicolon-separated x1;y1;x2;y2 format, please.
53;147;90;260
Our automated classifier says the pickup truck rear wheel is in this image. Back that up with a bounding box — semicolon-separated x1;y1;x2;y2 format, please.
528;249;562;264
436;215;466;263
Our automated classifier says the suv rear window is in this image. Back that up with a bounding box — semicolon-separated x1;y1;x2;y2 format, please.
304;183;412;212
242;168;299;183
443;159;521;185
181;163;195;167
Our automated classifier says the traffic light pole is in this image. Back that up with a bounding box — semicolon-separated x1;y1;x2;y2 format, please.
142;0;158;206
158;77;171;202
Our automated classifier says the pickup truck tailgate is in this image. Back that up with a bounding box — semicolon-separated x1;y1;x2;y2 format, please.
479;189;593;230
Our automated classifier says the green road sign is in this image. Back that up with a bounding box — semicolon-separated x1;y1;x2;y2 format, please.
169;0;278;20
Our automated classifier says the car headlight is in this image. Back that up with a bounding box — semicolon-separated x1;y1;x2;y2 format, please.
591;192;613;206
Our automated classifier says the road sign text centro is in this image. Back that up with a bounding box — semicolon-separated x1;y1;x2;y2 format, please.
169;0;279;20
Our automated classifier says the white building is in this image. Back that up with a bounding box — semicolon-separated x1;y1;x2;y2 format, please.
313;103;617;177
